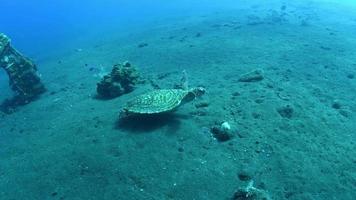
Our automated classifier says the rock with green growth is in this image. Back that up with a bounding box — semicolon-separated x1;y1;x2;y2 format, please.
0;33;46;113
96;61;140;99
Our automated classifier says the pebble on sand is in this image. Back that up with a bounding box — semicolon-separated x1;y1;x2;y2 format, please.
277;105;294;119
238;69;264;82
195;101;209;108
331;100;342;109
138;43;148;48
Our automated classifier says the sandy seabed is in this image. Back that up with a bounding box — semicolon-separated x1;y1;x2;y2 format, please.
1;3;355;200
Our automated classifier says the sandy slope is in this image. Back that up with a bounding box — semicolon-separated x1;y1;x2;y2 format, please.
1;4;355;200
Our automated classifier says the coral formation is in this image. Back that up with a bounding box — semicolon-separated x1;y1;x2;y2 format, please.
96;61;139;99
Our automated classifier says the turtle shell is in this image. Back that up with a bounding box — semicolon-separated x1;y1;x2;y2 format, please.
123;89;190;115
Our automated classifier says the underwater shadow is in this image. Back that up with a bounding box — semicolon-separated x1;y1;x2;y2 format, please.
116;113;187;134
0;95;43;114
92;94;117;101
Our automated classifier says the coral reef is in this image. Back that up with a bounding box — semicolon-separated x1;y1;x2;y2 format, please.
96;61;139;99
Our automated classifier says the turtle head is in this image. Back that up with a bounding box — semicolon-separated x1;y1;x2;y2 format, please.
183;87;206;103
190;87;206;97
119;108;131;119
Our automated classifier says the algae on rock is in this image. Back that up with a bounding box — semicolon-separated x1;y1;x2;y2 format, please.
0;33;46;113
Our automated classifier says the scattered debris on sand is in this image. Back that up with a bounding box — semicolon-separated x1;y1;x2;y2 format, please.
195;101;209;108
346;73;354;79
277;105;294;119
137;43;148;48
238;69;264;82
232;180;272;200
210;121;234;142
237;171;252;182
331;100;342;109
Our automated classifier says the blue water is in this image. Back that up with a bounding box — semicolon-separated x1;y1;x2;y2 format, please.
1;0;356;199
1;0;235;57
3;0;355;57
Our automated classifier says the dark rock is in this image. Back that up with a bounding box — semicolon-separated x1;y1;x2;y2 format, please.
232;183;271;200
178;147;184;152
0;111;5;118
251;112;261;119
331;100;342;109
277;105;294;119
254;99;264;104
339;109;351;118
211;24;221;28
247;15;264;26
320;46;331;51
190;110;208;116
232;189;256;200
148;79;161;89
238;69;264;82
157;72;175;80
210;122;233;142
300;19;309;27
232;92;241;96
211;126;231;142
138;43;148;48
347;74;354;79
195;101;209;108
238;172;252;181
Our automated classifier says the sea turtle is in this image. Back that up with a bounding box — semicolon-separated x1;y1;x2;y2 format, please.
120;87;205;117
